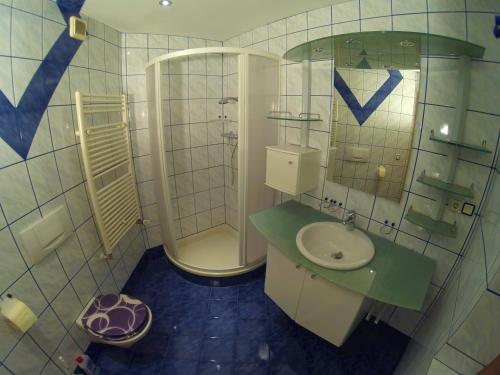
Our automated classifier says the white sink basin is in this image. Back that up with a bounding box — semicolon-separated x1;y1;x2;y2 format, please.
296;222;375;270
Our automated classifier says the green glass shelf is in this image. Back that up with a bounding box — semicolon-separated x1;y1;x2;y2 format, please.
404;206;457;238
284;31;485;68
429;131;492;154
267;111;322;122
417;170;474;198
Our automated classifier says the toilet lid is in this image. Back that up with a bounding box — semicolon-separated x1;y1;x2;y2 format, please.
82;294;148;340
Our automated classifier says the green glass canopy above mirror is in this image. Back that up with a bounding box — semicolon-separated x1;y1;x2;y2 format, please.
284;31;485;69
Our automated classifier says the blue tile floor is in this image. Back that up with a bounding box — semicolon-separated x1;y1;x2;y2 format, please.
87;247;409;374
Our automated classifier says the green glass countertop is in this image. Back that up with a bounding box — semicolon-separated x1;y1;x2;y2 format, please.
249;201;435;311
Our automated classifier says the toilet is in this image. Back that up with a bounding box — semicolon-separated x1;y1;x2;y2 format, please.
76;294;152;348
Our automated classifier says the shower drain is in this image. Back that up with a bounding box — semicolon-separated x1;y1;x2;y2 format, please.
331;251;344;259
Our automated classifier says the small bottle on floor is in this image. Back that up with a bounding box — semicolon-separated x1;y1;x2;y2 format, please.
74;355;101;375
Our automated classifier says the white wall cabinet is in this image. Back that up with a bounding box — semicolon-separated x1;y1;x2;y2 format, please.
265;244;367;347
265;144;321;195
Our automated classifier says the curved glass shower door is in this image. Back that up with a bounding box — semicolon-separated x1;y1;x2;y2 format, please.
146;47;280;277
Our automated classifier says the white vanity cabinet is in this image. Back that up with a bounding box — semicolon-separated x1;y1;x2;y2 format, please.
264;242;306;318
265;244;368;346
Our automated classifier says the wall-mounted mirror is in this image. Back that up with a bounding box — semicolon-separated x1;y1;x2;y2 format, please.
327;67;419;200
284;32;484;201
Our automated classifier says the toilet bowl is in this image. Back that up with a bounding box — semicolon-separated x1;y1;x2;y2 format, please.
76;294;152;348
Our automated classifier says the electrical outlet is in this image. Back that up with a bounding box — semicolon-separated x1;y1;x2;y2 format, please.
448;198;462;213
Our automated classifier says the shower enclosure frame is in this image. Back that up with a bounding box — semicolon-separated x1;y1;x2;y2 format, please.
145;47;281;276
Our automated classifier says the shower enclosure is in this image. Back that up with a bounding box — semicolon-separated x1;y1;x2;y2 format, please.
146;48;280;276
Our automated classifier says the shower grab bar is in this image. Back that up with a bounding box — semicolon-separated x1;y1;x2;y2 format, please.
75;92;141;257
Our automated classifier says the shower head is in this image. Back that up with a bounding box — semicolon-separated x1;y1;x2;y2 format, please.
218;97;238;104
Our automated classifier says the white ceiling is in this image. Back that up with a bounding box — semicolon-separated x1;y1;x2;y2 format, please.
82;0;347;41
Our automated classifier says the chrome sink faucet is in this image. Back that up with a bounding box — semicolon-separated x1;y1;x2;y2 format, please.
342;210;356;231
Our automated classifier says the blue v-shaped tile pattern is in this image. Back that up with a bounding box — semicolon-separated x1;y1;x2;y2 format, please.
0;0;85;159
333;68;403;126
494;15;500;38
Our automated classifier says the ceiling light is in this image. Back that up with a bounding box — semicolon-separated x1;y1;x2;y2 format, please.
159;0;172;6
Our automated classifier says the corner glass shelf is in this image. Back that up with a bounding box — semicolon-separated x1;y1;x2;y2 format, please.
267;111;322;122
429;130;492;154
404;207;457;238
284;31;485;69
417;170;474;198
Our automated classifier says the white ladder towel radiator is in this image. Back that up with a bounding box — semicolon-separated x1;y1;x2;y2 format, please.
75;92;141;257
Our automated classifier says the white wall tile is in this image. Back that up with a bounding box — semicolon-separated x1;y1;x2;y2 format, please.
11;9;42;59
27;153;62;204
449;291;500;365
332;1;360;23
0;163;37;223
65;184;91;227
392;0;427;14
48;106;76;150
71;264;98;306
4;335;48;375
54;334;82;372
424;244;458;287
435;344;484;375
174;172;193;198
392;13;428;33
126;33;147;48
56;234;85;280
31;252;69;301
29;306;67;356
469;62;500;116
0;6;11;56
360;0;391;18
169;35;188;50
180;215;197;236
11;58;40;106
191;146;209;170
149;34;169;49
76;219;101;259
269;19;286;39
427;359;459;375
308;6;331;28
125;47;148;75
28;113;53;159
361;16;392;31
51;283;83;329
428;13;466;40
0;227;27;291
286;13;307;34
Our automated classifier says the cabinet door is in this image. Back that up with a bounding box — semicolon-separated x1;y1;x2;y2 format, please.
295;271;365;346
265;150;299;194
265;245;305;319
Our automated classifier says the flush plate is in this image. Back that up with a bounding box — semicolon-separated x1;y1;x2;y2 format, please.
18;205;73;265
